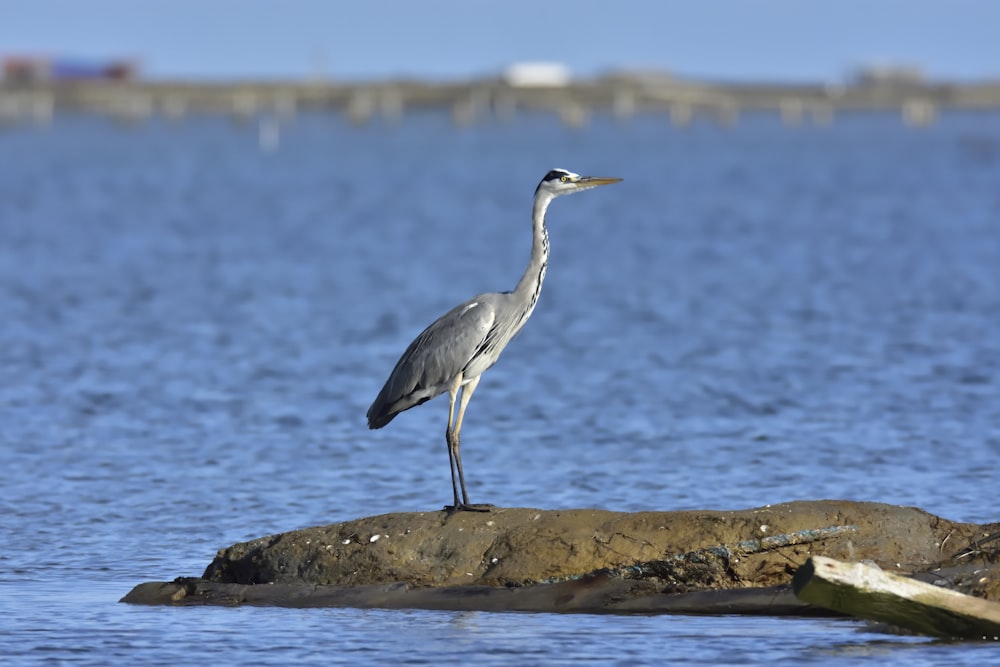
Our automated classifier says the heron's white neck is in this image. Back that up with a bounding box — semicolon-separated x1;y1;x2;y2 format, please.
512;191;554;317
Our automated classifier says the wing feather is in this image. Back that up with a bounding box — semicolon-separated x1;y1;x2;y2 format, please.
367;297;496;428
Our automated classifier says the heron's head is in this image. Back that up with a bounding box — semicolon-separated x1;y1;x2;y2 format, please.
534;168;622;199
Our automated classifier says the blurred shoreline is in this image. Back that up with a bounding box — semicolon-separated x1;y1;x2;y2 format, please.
3;71;1000;127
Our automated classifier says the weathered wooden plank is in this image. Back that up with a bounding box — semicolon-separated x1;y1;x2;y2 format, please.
792;555;1000;640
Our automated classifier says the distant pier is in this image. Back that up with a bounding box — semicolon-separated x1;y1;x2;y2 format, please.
2;74;999;128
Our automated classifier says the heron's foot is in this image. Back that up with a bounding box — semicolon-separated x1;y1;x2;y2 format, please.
443;503;493;514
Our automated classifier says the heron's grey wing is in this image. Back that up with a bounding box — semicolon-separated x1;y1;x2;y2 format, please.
367;299;496;428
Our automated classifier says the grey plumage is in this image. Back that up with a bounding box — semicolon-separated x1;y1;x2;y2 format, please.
367;168;622;511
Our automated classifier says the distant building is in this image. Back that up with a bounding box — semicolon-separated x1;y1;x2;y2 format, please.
2;57;49;83
851;64;926;87
2;56;137;83
502;62;571;88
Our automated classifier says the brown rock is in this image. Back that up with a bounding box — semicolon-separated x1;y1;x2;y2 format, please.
202;500;984;588
122;500;999;611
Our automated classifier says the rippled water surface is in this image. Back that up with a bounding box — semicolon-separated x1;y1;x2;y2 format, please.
2;112;999;664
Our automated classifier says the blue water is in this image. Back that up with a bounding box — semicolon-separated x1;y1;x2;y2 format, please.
1;111;999;664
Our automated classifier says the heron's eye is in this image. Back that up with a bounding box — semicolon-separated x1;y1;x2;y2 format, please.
560;176;568;182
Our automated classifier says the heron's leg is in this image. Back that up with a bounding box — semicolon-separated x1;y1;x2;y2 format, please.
451;374;484;509
445;373;463;509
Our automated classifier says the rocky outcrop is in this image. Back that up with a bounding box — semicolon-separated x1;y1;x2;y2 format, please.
121;500;999;612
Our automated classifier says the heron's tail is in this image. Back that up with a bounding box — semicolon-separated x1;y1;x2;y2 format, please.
367;390;432;429
366;406;396;430
366;385;405;429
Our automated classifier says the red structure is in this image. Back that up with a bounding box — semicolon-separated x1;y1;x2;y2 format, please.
2;56;137;83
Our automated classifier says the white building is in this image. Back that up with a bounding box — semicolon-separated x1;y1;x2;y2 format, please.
502;62;571;88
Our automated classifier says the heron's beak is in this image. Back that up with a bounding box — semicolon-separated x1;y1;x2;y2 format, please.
577;176;623;187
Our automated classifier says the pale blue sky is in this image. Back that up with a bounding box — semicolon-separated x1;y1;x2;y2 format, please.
1;0;997;82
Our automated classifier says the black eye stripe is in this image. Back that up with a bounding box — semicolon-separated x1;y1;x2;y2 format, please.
543;170;568;182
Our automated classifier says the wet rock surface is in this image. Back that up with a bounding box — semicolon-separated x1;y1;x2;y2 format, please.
122;500;999;612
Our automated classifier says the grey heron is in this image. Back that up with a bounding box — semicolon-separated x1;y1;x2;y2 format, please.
367;168;622;512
